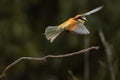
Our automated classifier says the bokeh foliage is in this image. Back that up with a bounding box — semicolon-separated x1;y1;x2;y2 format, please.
0;0;120;80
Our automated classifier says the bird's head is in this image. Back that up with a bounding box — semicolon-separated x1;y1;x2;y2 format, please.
74;15;87;23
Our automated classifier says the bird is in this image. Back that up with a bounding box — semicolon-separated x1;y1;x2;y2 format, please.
44;6;103;43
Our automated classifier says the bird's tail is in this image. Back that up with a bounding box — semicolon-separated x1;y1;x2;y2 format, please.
44;26;63;42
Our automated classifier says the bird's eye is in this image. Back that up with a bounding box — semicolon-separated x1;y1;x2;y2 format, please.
79;17;87;21
79;17;84;20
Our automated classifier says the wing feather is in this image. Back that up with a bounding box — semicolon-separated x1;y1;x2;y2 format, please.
73;23;90;35
82;6;103;16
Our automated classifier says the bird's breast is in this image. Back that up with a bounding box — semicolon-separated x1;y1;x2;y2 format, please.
58;18;78;31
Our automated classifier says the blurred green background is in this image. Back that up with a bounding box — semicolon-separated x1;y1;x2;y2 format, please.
0;0;120;80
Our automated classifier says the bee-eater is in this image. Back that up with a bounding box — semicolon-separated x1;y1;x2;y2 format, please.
44;6;103;42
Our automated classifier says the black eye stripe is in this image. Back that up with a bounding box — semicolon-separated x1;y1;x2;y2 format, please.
79;17;84;20
81;18;84;20
79;17;86;20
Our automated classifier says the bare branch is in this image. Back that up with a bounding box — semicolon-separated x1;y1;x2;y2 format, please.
0;46;99;80
84;36;90;80
99;30;115;80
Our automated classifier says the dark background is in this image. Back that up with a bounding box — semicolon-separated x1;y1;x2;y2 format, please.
0;0;120;80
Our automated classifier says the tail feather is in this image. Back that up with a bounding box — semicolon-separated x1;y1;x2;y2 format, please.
45;26;63;42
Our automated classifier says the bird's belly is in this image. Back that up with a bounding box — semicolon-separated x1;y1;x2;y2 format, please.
66;23;77;31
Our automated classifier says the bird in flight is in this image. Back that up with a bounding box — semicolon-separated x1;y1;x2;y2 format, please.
44;6;103;43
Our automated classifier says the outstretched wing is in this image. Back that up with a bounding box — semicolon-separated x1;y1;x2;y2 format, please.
82;6;103;16
73;23;90;35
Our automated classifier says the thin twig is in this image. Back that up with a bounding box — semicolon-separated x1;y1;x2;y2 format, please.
0;46;99;80
99;30;115;80
84;36;90;80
